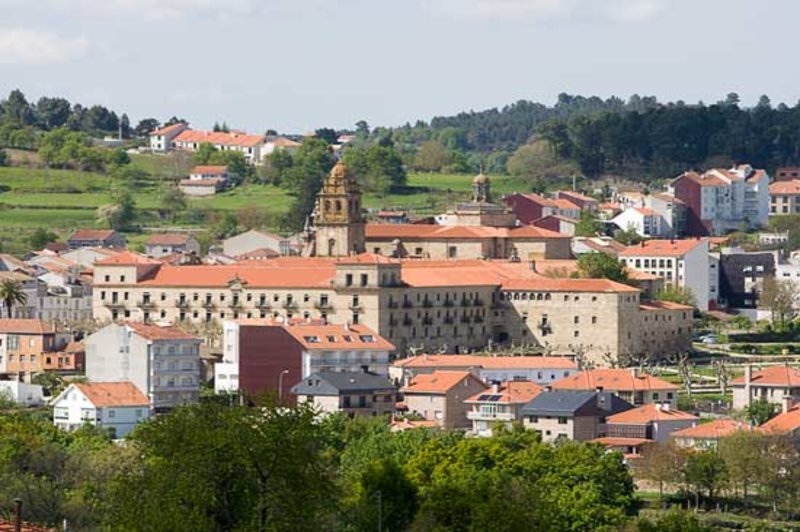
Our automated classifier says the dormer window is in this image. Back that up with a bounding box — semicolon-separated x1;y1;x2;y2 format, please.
359;335;374;343
303;335;321;343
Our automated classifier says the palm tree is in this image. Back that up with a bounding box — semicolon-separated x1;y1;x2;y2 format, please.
0;279;27;318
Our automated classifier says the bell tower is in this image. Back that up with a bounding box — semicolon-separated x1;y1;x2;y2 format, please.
313;160;365;256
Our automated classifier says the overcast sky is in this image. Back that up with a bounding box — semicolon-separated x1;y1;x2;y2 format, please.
0;0;794;133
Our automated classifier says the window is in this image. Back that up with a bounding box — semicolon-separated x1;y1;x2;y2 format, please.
345;274;353;287
448;246;457;258
557;417;568;424
360;274;368;287
108;409;116;418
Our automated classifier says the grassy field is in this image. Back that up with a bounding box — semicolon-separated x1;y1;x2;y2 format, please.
0;153;524;254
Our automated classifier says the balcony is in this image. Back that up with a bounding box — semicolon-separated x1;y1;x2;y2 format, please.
315;300;333;310
444;316;454;324
460;299;470;307
137;299;156;309
387;300;399;309
175;299;189;308
103;300;126;308
402;300;413;309
466;411;516;421
443;300;454;308
282;301;298;310
256;300;271;309
422;300;433;308
422;317;433;325
473;315;484;323
349;303;363;313
460;315;471;324
402;317;413;326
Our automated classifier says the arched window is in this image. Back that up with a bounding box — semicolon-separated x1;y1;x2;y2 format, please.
328;239;336;256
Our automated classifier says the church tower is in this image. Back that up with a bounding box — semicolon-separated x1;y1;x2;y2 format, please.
313;160;366;256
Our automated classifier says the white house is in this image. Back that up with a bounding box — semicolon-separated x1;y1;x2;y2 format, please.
611;207;668;238
52;382;150;438
148;123;189;152
619;238;711;310
0;380;44;406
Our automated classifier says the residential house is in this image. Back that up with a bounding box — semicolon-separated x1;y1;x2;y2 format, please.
145;234;201;259
291;370;397;416
731;365;800;410
262;136;301;158
179;176;227;196
391;354;577;386
504;193;581;225
215;319;394;398
759;399;800;437
67;229;125;250
530;214;578;236
520;389;632;443
52;382;150;438
148;122;189;152
668;165;770;236
171;129;267;164
619;238;710;310
768;179;800;216
189;165;229;181
611;207;669;238
401;370;488;429
465;380;542;436
571;237;627;257
604;402;698;443
0;380;44;406
556;191;598;211
671;418;752;449
85;322;202;411
0;319;77;379
223;229;292;257
551;369;680;407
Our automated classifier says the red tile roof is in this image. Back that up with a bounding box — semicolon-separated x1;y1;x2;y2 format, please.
173;129;264;148
508;225;569;238
125;322;200;341
95;251;161;266
0;319;55;334
235;248;281;260
394;354;577;370
73;382;149;407
769;180;800;195
0;519;54;532
390;418;439;431
191;165;227;175
280;323;394;351
619;239;706;257
552;369;679;392
69;229;117;241
465;381;542;404
607;403;698;424
268;137;301;148
502;277;640;293
760;405;800;434
149;123;186;136
671;418;751;440
731;365;800;387
364;223;568;240
401;371;485;394
146;233;194;246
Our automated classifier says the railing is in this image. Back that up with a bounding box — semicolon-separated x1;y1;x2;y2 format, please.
422;300;433;308
402;301;413;309
175;299;189;308
466;411;516;421
387;301;399;309
315;301;332;310
256;300;271;309
137;300;156;309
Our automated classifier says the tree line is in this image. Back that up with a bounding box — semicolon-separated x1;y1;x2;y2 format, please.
0;402;650;531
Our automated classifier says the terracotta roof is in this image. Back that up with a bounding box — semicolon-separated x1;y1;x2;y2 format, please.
673;170;728;187
640;300;694;311
73;382;149;407
394;354;577;370
390;418;439;431
550;198;580;210
95;251;160;266
69;229;117;241
746;169;768;183
769;180;800;195
558;191;597;203
235;248;281;260
606;403;698;424
173;129;264;148
635;207;657;216
628;270;660;281
364;223;568;240
280;323;395;351
731;365;800;387
465;381;542;404
0;319;55;334
760;405;800;434
619;239;706;257
146;233;194;246
63;340;85;353
671;418;751;440
401;371;485;394
650;192;684;204
191;165;227;175
125;322;200;341
502;278;640;293
0;519;54;532
335;253;399;265
267;137;301;148
149;123;186;136
552;369;679;392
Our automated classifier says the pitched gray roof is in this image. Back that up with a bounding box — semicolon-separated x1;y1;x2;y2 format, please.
520;390;631;418
291;371;396;396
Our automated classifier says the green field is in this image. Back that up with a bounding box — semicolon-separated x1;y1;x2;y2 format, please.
0;154;526;254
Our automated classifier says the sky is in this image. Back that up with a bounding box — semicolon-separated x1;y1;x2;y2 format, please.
0;0;795;133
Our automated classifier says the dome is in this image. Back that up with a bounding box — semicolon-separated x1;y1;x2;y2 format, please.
473;173;489;185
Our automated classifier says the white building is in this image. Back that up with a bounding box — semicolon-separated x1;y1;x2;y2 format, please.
611;207;669;238
52;382;150;438
149;123;189;152
0;380;44;406
85;322;202;412
619;239;711;310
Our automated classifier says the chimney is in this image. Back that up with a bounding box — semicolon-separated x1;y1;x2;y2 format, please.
544;385;552;392
630;367;640;378
344;321;350;331
529;260;537;273
662;402;671;412
491;383;499;393
13;498;21;532
595;386;604;393
782;395;795;414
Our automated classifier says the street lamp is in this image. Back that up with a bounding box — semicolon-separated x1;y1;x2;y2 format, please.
278;369;290;401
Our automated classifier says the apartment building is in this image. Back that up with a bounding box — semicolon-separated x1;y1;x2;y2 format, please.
0;319;77;379
717;248;775;309
769;179;800;215
85;322;202;411
604;403;698;443
155;127;267;164
551;369;680;407
400;370;488;429
668;164;770;236
465;381;542;436
214;319;394;397
619;238;710;310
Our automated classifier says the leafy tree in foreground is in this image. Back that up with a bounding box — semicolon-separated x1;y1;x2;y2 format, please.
574;251;631;285
744;399;778;425
654;285;695;307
